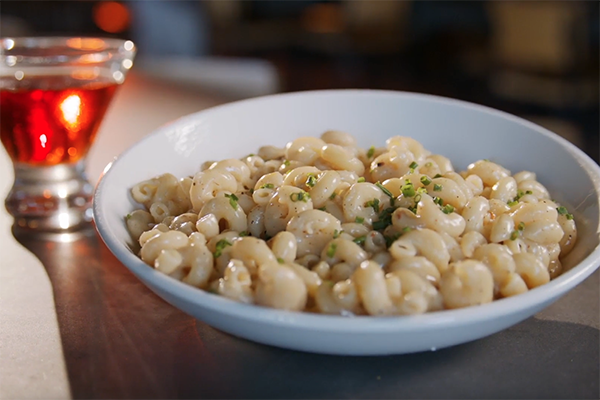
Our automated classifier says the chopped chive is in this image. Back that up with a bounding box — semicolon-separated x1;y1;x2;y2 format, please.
425;162;433;167
401;182;416;198
433;184;443;192
260;183;274;189
441;204;454;214
224;193;239;209
318;206;327;211
372;219;388;230
414;194;422;203
213;239;232;258
517;221;525;231
277;257;285;264
364;198;380;213
556;206;568;215
125;213;132;220
239;231;249;237
376;182;393;198
290;191;310;202
433;174;443;178
357;177;366;183
247;153;255;157
566;213;574;220
420;176;432;186
417;187;427;194
353;236;366;245
433;197;443;206
306;174;317;187
367;146;375;158
507;200;518;207
525;190;533;195
283;159;290;167
329;192;337;200
511;190;526;203
409;161;419;170
249;188;255;194
355;216;365;224
326;243;337;258
402;226;412;233
333;229;341;238
510;230;519;240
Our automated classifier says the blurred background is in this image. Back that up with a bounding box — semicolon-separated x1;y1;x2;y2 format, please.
1;0;598;162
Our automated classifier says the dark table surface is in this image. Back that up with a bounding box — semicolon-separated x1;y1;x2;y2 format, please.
8;224;598;399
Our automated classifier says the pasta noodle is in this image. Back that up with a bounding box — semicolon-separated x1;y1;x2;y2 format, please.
126;131;577;315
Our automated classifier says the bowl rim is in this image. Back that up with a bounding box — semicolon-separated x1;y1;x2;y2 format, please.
93;89;600;332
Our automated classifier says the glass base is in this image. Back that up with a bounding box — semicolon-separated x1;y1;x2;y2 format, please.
5;161;93;233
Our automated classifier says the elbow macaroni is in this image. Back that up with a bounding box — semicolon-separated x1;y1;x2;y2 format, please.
127;131;577;315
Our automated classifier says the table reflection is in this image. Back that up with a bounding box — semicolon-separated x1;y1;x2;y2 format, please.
11;224;599;399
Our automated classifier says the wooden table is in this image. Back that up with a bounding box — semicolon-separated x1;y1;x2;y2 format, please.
1;74;598;399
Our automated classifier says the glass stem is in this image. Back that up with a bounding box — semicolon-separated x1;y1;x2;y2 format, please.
5;160;93;232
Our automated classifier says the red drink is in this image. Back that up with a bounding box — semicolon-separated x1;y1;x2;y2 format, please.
1;77;118;166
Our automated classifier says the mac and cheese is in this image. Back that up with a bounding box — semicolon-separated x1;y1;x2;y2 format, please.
126;131;577;315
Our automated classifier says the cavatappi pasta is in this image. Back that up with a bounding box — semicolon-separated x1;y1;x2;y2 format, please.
126;131;577;315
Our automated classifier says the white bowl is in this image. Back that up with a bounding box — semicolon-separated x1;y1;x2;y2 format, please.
93;90;600;355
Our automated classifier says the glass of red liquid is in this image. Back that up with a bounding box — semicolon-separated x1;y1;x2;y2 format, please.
1;37;136;233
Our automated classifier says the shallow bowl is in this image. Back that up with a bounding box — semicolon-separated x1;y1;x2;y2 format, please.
94;90;600;355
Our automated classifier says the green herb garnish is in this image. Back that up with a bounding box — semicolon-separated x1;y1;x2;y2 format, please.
557;206;568;215
306;174;317;187
367;146;375;158
441;204;454;214
224;193;238;209
420;176;432;186
353;236;366;245
433;184;442;192
357;177;366;183
364;198;380;213
557;206;574;220
290;191;310;202
401;181;416;198
213;239;232;258
326;243;337;258
376;182;393;198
